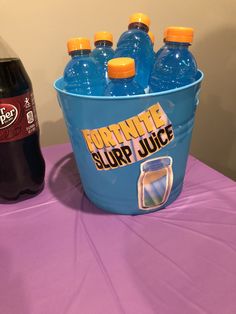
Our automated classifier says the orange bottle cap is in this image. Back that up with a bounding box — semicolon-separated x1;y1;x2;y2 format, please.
148;31;155;44
108;57;135;79
129;13;150;28
165;27;194;43
94;31;113;43
67;37;91;53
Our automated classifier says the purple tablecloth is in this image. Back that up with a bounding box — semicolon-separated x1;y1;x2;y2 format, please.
0;143;235;314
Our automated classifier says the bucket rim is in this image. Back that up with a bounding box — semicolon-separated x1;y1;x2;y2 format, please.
54;69;204;100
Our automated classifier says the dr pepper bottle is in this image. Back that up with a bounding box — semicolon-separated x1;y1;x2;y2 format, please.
0;37;45;200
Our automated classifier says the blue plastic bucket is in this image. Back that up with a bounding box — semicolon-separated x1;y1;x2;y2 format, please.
54;71;203;215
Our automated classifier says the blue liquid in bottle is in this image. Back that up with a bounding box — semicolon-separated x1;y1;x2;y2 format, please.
105;57;144;96
114;13;153;90
63;37;104;96
91;32;115;83
149;27;197;93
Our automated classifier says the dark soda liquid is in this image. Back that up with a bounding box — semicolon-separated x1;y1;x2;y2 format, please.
0;58;45;200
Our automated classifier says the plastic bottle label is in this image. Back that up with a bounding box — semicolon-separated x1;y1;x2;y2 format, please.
0;90;39;143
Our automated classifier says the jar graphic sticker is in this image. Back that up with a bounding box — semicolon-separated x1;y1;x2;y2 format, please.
138;156;173;210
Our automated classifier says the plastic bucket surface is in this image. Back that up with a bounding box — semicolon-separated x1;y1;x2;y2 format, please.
54;71;204;215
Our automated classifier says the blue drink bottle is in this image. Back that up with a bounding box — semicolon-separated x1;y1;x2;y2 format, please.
105;57;144;96
91;31;115;83
63;37;104;95
149;27;197;92
114;13;154;90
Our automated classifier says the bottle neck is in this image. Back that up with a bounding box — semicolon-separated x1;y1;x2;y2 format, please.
69;49;91;57
95;40;113;48
110;76;134;82
165;41;190;48
128;22;149;33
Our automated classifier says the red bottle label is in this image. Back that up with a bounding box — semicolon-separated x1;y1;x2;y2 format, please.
0;91;39;143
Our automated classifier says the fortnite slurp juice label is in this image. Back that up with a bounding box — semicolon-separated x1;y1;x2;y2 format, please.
0;91;39;143
82;103;174;170
81;102;175;210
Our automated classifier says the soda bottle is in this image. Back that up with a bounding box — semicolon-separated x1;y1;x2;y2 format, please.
149;27;197;92
91;31;115;83
114;13;154;90
63;37;104;95
105;57;144;96
0;37;45;200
